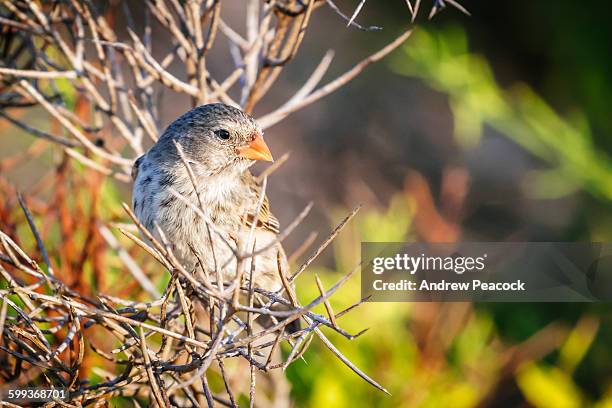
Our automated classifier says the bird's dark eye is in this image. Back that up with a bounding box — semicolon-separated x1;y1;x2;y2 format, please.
215;129;230;140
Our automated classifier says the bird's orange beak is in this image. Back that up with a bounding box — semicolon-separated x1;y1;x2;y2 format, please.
237;134;273;162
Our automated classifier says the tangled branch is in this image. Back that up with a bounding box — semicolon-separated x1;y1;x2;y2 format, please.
0;0;423;183
0;188;378;405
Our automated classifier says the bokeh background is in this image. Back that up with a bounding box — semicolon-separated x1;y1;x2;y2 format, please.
2;0;612;406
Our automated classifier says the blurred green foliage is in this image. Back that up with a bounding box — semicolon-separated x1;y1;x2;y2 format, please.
288;197;612;407
286;26;612;407
390;27;612;201
287;196;493;407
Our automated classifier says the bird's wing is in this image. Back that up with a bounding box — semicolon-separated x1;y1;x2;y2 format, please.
131;155;145;181
242;172;280;234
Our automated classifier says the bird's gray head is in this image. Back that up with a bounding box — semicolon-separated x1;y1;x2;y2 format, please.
152;103;273;175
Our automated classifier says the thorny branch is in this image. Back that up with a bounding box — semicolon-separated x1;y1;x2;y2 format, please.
0;188;374;405
0;0;454;182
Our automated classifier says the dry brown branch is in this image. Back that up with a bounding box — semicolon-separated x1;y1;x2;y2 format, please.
0;185;384;404
0;0;442;175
